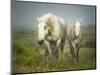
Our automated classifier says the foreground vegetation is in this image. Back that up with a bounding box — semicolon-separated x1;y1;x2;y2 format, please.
13;47;96;73
12;25;96;74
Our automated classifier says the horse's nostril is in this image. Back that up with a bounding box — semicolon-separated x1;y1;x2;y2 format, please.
38;40;43;45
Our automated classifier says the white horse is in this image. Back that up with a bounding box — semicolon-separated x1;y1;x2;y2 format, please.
67;20;82;63
37;13;66;61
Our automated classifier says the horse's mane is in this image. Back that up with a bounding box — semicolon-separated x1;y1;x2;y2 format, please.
38;13;66;41
39;13;53;22
39;13;65;27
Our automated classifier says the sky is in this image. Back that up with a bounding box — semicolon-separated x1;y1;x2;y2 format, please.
11;1;96;28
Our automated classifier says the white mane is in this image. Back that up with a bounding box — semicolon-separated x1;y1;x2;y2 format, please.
37;13;66;41
38;13;65;26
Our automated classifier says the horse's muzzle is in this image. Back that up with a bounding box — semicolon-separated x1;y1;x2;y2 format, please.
38;40;43;45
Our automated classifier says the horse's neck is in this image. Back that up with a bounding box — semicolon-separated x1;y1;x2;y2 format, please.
51;25;60;40
52;21;65;39
47;16;66;41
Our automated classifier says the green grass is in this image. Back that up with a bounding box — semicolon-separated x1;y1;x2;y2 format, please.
13;45;96;73
12;25;96;73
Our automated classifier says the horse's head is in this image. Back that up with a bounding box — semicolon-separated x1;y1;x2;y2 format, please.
37;14;53;45
73;21;81;38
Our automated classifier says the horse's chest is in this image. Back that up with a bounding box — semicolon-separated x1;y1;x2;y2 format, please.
46;35;57;41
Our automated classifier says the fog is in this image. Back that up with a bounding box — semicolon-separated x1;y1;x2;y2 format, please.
11;1;96;28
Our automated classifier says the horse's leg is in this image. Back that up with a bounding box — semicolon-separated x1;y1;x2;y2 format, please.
60;39;65;54
76;43;80;63
55;48;58;59
45;47;49;62
70;42;77;64
56;39;61;58
70;46;75;58
59;39;65;63
51;48;58;65
44;40;50;63
52;47;58;59
50;44;58;65
67;36;77;63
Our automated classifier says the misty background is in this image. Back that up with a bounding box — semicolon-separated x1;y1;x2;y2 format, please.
11;1;96;29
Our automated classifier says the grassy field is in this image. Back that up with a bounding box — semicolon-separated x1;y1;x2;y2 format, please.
12;25;96;74
13;48;96;73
